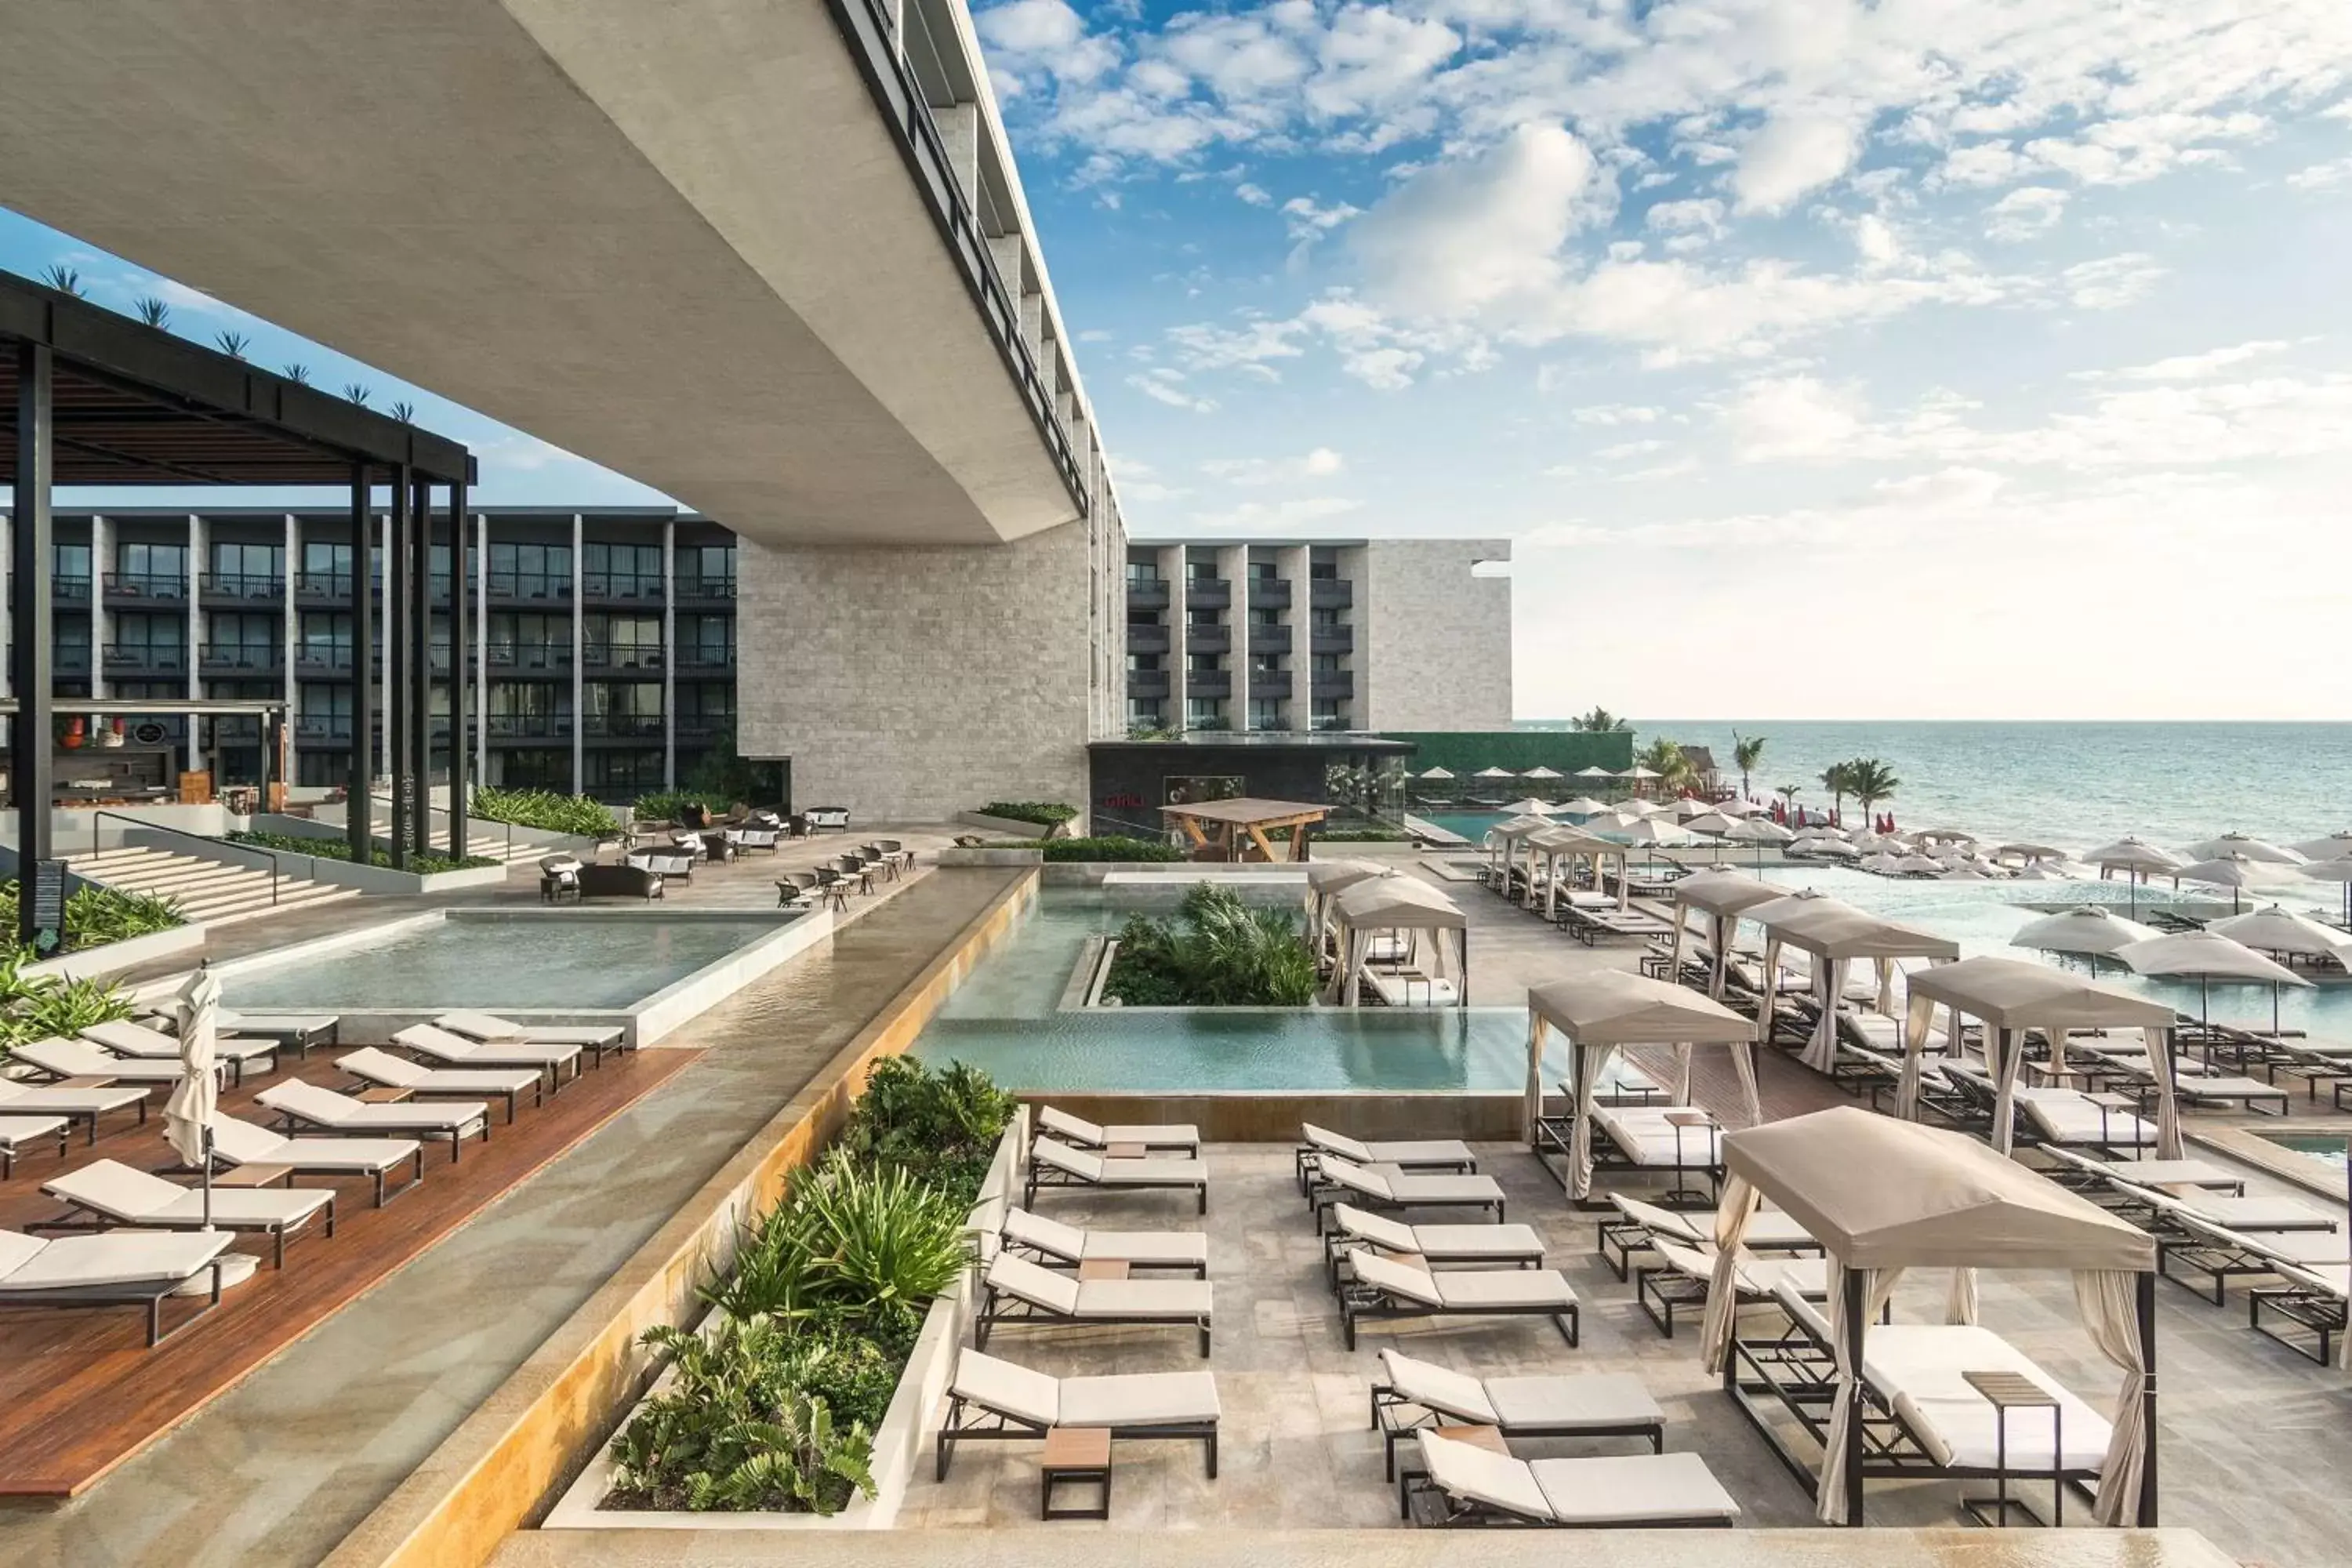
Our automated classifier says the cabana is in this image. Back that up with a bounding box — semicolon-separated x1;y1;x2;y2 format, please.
1902;956;2183;1158
1304;859;1390;962
1751;892;1959;1072
1483;814;1553;898
1526;826;1630;916
1330;877;1468;1007
1161;797;1327;862
1667;869;1788;996
1701;1107;2159;1529
1523;971;1759;1200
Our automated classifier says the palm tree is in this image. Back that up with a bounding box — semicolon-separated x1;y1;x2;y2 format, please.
389;400;416;423
40;264;85;297
1819;762;1852;823
1776;783;1802;820
133;296;171;330
1846;757;1900;826
1569;706;1633;733
1636;738;1695;796
214;330;251;359
1732;732;1766;799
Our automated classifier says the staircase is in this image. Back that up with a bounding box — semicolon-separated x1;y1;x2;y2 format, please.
67;846;361;929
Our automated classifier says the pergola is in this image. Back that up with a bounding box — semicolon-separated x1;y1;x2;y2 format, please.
1161;797;1327;862
2;270;474;948
1751;891;1960;1073
1524;970;1759;1200
1526;824;1631;916
1483;812;1552;897
1303;858;1388;964
1329;875;1468;1006
1666;869;1789;996
1703;1107;2160;1530
1904;955;2183;1158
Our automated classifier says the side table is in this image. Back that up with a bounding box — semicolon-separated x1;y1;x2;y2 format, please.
1040;1426;1112;1520
1958;1368;2060;1527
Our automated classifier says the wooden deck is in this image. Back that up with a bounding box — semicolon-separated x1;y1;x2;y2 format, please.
0;1043;696;1498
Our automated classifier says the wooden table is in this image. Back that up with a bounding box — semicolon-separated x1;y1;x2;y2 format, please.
356;1087;413;1104
1076;1258;1129;1283
214;1163;294;1189
1040;1425;1112;1520
1959;1369;2061;1527
1396;1422;1509;1520
1103;1142;1146;1160
54;1076;119;1089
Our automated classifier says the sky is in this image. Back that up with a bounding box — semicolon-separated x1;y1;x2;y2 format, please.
6;0;2352;724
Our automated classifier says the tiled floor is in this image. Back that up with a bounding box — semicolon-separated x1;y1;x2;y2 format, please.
902;1141;2352;1564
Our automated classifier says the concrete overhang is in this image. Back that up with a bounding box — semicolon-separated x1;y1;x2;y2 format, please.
0;0;1088;546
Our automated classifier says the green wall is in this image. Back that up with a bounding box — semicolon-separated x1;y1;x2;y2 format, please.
1376;730;1636;775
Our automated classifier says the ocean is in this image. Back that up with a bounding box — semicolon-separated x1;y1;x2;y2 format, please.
1517;720;2352;855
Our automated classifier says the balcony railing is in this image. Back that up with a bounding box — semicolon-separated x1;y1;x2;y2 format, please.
1247;579;1290;609
674;645;735;671
582;713;665;739
487;572;573;603
103;572;186;602
1127;624;1170;655
583;573;662;604
582;641;664;673
294;716;354;742
295;570;353;601
199;644;280;673
54;575;93;604
674;575;736;602
55;647;93;675
103;643;187;673
1309;579;1353;608
201;572;284;602
294;645;355;675
674;715;731;741
486;641;573;672
1126;578;1169;611
488;712;575;739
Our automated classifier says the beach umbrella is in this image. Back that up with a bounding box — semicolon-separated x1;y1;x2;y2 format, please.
1996;842;2068;864
1624;799;1678;819
163;963;223;1240
1715;797;1767;817
1473;766;1516;780
1497;797;1557;816
2209;906;2352;971
1618;815;1693;870
2170;853;2274;914
1414;766;1455;781
1521;766;1563;782
2084;836;2188;916
2012;906;2161;976
1916;827;1976;845
2118;931;2310;1036
1558;796;1610;816
1672;797;1716;820
2300;858;2352;929
1573;766;1616;780
1683;811;1738;860
1940;866;1991;881
2182;833;2305;866
1861;851;1907;876
2289;830;2352;862
1806;839;1862;860
1725;815;1791;871
1894;854;1944;876
2012;862;2072;881
1623;765;1661;781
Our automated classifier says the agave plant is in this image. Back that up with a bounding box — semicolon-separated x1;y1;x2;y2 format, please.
784;1156;970;1336
133;296;171;329
282;362;313;385
40;263;85;297
389;399;416;423
342;383;371;407
214;330;251;359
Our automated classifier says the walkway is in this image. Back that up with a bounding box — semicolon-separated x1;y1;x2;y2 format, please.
0;862;1024;1568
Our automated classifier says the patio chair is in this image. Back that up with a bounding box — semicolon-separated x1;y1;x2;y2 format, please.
0;1227;234;1346
81;1019;278;1084
1025;1138;1208;1214
336;1048;544;1123
538;855;583;904
1294;1123;1475;1192
208;1113;426;1207
1323;1203;1544;1292
0;1080;151;1145
0;1115;71;1179
776;870;822;910
1370;1349;1664;1479
1039;1105;1201;1156
254;1080;492;1162
42;1159;336;1269
935;1348;1221;1481
1405;1432;1738;1529
1339;1251;1579;1350
432;1010;629;1061
14;1036;204;1087
393;1022;586;1090
977;1252;1214;1358
998;1207;1209;1276
215;1011;342;1055
1305;1156;1507;1231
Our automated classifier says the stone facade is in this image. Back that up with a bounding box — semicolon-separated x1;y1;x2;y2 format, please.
1358;538;1513;731
736;521;1099;822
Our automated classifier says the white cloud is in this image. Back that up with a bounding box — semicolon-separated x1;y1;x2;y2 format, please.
1106;456;1191;503
1185;495;1363;532
976;0;1119;83
1733;116;1858;214
1570;405;1665;426
2286;156;2352;190
1126;369;1219;412
1720;375;1864;461
1201;447;1346;485
1234;181;1272;206
1983;187;2069;241
2096;341;2290;383
2060;252;2165;310
1348;124;1597;320
1595;437;1669;459
1645;198;1726;238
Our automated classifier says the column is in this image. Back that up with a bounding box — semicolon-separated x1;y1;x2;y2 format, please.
377;511;393;784
347;468;373;862
0;512;12;701
447;479;469;860
569;514;584;796
281;514;299;777
1219;544;1247;731
473;512;488;786
386;467;409;869
661;518;677;789
408;473;430;853
10;342;55;949
88;514;109;700
184;514;203;776
1162;543;1187;731
1280;544;1310;731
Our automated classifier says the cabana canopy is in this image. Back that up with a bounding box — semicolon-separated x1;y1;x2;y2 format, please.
1329;876;1468;1006
1751;892;1959;1073
1703;1106;2159;1530
1523;825;1629;915
1668;869;1786;996
1162;797;1327;862
1523;971;1759;1200
1304;859;1390;953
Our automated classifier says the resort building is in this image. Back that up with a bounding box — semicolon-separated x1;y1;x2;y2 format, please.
1122;538;1513;736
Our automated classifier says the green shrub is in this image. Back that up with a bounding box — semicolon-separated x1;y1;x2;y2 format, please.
1102;883;1319;1006
470;786;619;838
1316;826;1408;842
225;829;495;873
978;800;1077;828
839;1057;1016;1207
1018;836;1184;863
632;789;732;825
0;880;185;955
0;952;136;1062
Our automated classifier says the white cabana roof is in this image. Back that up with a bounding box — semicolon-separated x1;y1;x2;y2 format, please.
1527;971;1756;1045
1305;859;1390;895
1558;796;1611;815
1722;1106;2155;1272
1487;815;1553;841
1330;875;1465;931
1683;811;1739;836
1472;766;1518;779
1907;955;2178;1032
1521;765;1564;780
1750;891;1961;961
2010;906;2161;956
1673;869;1786;918
1528;825;1616;855
1726;818;1793;844
1414;766;1455;780
1573;765;1616;779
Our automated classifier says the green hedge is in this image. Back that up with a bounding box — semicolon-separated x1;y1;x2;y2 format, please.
0;880;184;955
1103;884;1318;1005
978;836;1182;862
470;786;619;838
0;948;138;1062
631;789;733;824
227;829;496;873
978;800;1077;828
1316;826;1409;842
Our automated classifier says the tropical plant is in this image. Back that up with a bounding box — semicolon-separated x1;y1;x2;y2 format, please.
1775;784;1802;818
41;263;86;297
226;828;495;873
63;885;186;948
784;1159;971;1338
470;786;619;838
282;362;312;385
838;1055;1016;1206
1025;836;1183;863
1635;738;1695;794
1818;761;1853;821
214;330;251;359
978;801;1078;829
1104;884;1318;1006
0;953;136;1058
1732;732;1766;798
1845;757;1901;822
605;1317;877;1515
630;789;731;825
342;383;371;407
389;399;416;423
1568;706;1633;732
133;296;171;329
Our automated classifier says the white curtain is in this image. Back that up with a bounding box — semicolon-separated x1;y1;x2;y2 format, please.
1667;907;1689;987
1875;956;1896;1014
1671;1041;1696;1105
1945;1266;1979;1325
2151;1025;2183;1160
1759;937;1783;1044
2074;1269;2151;1526
1709;911;1736;998
1729;1040;1762;1127
1523;1014;1549;1145
1568;1038;1621;1201
1897;989;1937;1120
1989;1025;2024;1156
1800;956;1847;1073
1817;1265;1907;1524
1698;1174;1760;1370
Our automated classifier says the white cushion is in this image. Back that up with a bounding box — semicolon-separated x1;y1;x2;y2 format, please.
1029;1138;1102;1181
1377;1349;1496;1424
1083;1229;1208;1267
1303;1123;1372;1163
1059;1370;1219;1427
952;1348;1060;1427
1097;1156;1206;1187
1595;1105;1722;1166
1075;1279;1213;1319
1038;1106;1105;1145
1333;1203;1416;1254
1417;1432;1552;1523
0;1116;67;1148
1385;1173;1503;1205
1485;1373;1662;1432
1864;1325;2110;1472
1101;1122;1198;1146
1349;1252;1442;1305
1317;1158;1392;1201
1530;1452;1740;1524
986;1253;1080;1315
1411;1222;1543;1260
1429;1269;1576;1311
1002;1207;1086;1262
0;1229;232;1290
46;1159;186;1218
1363;1138;1473;1164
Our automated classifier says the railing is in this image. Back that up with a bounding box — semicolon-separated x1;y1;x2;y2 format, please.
294;646;355;674
201;572;283;601
295;716;354;742
582;573;662;603
674;575;736;601
103;643;186;672
673;645;735;670
485;641;573;671
486;572;572;602
487;713;574;739
103;572;187;601
295;571;353;601
581;713;664;739
199;644;279;672
92;809;280;908
582;642;664;672
54;575;93;604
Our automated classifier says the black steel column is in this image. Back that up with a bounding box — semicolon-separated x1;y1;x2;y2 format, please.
347;465;373;862
2137;1269;2159;1525
1842;1266;1866;1526
386;465;410;869
448;477;469;861
408;472;431;855
9;343;56;951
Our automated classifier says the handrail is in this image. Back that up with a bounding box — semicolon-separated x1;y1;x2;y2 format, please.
90;810;281;907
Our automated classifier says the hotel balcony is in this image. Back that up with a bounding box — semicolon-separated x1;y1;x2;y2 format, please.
673;574;735;607
1185;578;1231;612
1312;671;1356;699
294;715;354;744
674;645;736;675
1309;579;1353;609
293;645;356;677
54;574;93;605
198;644;281;676
294;570;353;604
1247;579;1290;610
486;712;575;741
103;572;186;605
582;572;662;607
487;572;573;606
1186;625;1232;656
487;641;575;677
581;641;664;675
1127;669;1170;697
1248;626;1292;657
1310;628;1355;656
1126;577;1170;612
200;572;284;605
1127;623;1171;656
582;713;665;740
102;642;185;676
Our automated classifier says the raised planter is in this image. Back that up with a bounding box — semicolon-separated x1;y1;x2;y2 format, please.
543;1113;1026;1532
180;820;513;895
953;809;1067;840
24;920;209;982
935;846;1043;868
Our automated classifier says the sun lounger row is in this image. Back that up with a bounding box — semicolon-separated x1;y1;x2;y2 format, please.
0;1228;234;1345
1294;1123;1476;1192
1322;1203;1545;1290
41;1159;335;1270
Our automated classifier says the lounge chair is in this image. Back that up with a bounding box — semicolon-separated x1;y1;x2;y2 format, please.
434;1009;629;1060
393;1022;586;1090
2031;1144;2245;1197
0;1227;234;1346
216;1011;342;1055
42;1159;336;1269
1323;1203;1544;1292
2146;1207;2350;1305
82;1019;278;1083
1405;1432;1739;1528
934;1348;1220;1482
1369;1349;1664;1479
336;1047;544;1123
999;1207;1208;1276
208;1113;426;1207
1038;1105;1200;1156
2249;1258;2350;1364
0;1080;151;1144
1597;1194;1820;1280
539;855;583;904
13;1036;205;1087
1339;1251;1579;1350
255;1080;491;1163
1636;1239;1828;1338
0;1115;71;1178
1308;1156;1507;1232
1025;1138;1208;1214
1295;1123;1475;1193
977;1253;1214;1358
575;863;663;902
1363;970;1460;1007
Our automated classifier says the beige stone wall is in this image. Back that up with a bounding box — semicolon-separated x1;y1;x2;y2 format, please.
1359;538;1513;730
737;522;1096;822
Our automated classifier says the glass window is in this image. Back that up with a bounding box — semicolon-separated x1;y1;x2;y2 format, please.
684;543;735;590
1247;560;1276;581
1309;558;1338;580
118;539;187;579
114;612;183;651
1251;654;1283;674
1312;608;1341;629
1249;697;1283;726
1312;653;1341;673
210;540;283;579
1187;607;1221;626
1125;560;1160;583
1187;652;1220;674
54;542;91;579
1186;558;1221;582
1127;653;1160;673
1250;608;1279;626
